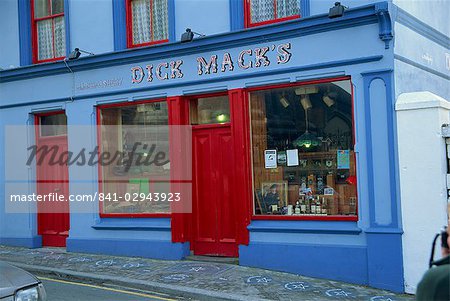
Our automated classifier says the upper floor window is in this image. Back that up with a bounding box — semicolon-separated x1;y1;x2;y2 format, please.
245;0;300;27
127;0;169;48
31;0;66;63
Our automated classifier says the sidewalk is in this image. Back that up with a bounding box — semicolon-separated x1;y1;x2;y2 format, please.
0;245;413;301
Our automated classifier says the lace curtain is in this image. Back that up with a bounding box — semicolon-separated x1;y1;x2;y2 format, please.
250;0;300;24
35;0;65;61
132;0;168;45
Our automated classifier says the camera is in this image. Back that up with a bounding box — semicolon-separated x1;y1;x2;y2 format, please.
441;226;449;249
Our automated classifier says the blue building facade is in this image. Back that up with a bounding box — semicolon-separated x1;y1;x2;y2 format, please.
1;0;449;294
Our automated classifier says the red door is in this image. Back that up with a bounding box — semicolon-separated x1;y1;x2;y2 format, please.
192;125;238;257
35;113;70;247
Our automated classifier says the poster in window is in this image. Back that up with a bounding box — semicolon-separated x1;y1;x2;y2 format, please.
261;181;288;212
337;150;350;169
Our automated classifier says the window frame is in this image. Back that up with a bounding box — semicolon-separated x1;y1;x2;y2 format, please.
247;76;359;222
96;99;172;218
30;0;67;64
125;0;170;49
244;0;301;28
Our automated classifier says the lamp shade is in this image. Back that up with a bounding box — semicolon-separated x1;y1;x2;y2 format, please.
292;131;321;149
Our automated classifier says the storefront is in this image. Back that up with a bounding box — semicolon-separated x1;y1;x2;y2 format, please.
1;3;404;293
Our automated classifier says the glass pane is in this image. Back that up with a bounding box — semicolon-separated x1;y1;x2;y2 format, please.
190;96;230;125
34;0;49;18
152;0;168;41
249;80;357;217
51;0;64;14
54;17;66;57
37;19;54;60
40;114;67;136
251;0;275;23
132;0;151;44
276;0;300;18
100;102;171;214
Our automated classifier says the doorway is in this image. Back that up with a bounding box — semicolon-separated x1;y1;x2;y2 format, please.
190;95;238;257
35;112;70;247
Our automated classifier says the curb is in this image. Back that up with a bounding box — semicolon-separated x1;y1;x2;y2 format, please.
6;261;270;301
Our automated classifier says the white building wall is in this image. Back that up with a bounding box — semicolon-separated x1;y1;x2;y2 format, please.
396;91;450;294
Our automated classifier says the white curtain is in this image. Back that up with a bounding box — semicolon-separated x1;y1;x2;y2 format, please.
276;0;300;18
37;19;54;60
54;17;66;58
250;0;300;23
132;0;168;45
132;0;152;44
251;0;275;23
152;0;168;42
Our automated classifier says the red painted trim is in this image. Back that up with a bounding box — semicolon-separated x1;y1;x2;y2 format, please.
251;215;358;221
246;76;352;92
244;0;300;28
126;0;169;49
96;98;165;109
191;123;231;130
31;0;66;64
99;213;171;218
96;98;173;218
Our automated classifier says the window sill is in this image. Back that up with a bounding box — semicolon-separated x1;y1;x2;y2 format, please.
248;220;362;235
93;217;171;231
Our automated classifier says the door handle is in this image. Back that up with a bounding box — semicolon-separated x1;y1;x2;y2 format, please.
54;188;60;192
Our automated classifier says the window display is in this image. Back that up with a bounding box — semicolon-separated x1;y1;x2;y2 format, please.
250;79;358;218
98;101;170;215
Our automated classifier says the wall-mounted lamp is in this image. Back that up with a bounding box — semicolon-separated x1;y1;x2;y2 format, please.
328;2;346;19
181;28;206;43
67;48;95;60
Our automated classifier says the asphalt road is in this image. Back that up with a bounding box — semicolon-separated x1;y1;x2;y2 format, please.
40;277;187;301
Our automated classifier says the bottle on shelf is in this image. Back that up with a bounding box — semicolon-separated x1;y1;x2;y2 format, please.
295;201;301;215
315;196;321;215
300;196;306;214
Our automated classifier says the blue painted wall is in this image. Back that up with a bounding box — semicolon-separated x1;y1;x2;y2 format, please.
174;0;230;39
68;0;114;55
394;0;449;36
393;3;449;101
0;0;20;69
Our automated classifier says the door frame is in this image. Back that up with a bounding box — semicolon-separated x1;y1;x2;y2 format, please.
169;90;252;254
34;110;70;247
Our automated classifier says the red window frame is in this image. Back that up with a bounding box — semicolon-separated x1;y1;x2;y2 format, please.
244;0;301;28
96;99;172;218
31;0;65;64
126;0;169;48
247;76;359;222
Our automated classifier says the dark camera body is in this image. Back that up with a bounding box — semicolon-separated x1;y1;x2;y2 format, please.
442;226;449;249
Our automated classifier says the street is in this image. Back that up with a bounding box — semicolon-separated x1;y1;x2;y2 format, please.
40;277;187;301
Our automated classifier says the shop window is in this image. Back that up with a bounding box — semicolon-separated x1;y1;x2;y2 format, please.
126;0;169;48
250;79;358;219
31;0;66;63
245;0;300;28
190;96;231;125
98;101;171;215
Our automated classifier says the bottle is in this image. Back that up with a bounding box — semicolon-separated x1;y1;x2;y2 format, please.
316;196;321;215
322;197;328;215
300;197;306;214
310;196;316;214
295;201;301;214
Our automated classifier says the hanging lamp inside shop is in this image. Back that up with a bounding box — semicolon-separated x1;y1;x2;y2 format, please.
293;95;321;149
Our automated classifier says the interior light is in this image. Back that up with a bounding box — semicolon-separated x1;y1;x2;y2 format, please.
279;95;290;108
216;114;228;123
